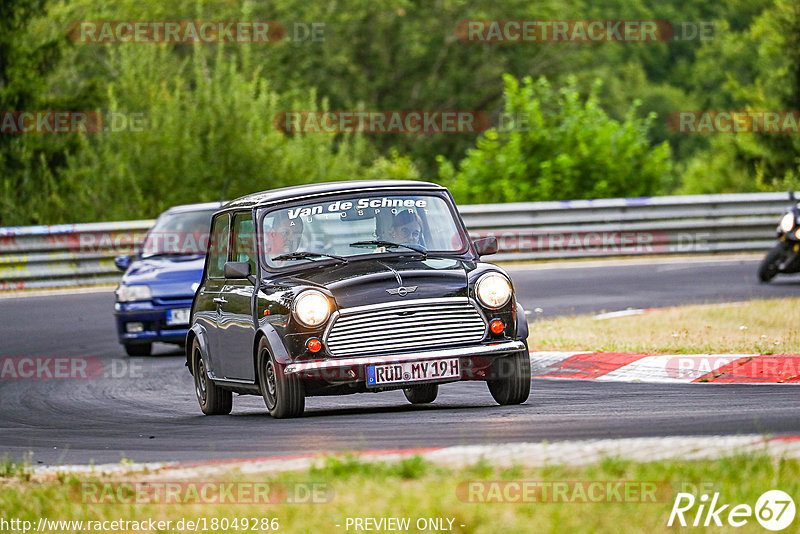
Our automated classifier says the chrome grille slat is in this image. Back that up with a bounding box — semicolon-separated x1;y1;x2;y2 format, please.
329;326;486;346
328;317;485;338
329;334;483;353
331;343;479;357
337;306;469;323
325;299;487;357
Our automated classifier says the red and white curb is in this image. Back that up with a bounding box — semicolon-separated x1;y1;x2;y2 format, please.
32;435;800;478
530;351;800;383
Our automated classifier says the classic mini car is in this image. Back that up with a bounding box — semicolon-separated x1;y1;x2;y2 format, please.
187;181;530;418
114;202;222;356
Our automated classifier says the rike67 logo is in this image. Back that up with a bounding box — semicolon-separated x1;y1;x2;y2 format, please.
668;490;796;531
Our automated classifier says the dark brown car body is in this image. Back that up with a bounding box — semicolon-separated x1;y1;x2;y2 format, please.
186;180;530;418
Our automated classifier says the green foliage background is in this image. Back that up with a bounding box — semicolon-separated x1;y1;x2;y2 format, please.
0;0;797;224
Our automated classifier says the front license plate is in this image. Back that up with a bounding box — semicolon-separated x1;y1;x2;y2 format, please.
366;358;460;387
166;308;191;326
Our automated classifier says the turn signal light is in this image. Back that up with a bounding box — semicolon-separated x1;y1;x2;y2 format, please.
489;319;505;334
307;338;322;353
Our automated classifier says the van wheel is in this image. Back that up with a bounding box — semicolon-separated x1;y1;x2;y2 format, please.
403;384;438;404
257;338;305;418
487;345;531;405
192;338;232;415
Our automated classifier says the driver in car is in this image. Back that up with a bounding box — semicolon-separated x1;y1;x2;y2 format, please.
389;210;424;246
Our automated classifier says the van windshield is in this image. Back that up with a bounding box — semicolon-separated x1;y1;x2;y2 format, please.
141;209;216;257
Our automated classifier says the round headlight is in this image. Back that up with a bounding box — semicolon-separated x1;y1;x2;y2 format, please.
115;284;152;302
476;273;512;309
780;212;795;233
294;290;331;327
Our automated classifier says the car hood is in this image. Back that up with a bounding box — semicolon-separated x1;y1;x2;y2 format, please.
281;257;474;309
122;255;205;298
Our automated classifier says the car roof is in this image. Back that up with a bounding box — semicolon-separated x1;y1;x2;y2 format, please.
162;201;225;215
222;180;447;210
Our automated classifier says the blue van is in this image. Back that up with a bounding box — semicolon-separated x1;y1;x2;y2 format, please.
114;202;222;356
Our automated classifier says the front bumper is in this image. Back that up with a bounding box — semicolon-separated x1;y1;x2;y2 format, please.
284;340;525;378
114;299;193;345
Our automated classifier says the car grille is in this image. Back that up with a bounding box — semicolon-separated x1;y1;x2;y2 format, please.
324;298;487;357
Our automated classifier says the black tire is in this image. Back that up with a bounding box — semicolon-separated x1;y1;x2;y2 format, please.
191;338;232;415
124;343;152;356
403;383;438;404
487;346;531;405
257;338;305;418
758;245;785;283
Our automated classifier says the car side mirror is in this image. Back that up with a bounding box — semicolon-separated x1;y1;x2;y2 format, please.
224;261;251;279
472;236;498;256
114;255;131;271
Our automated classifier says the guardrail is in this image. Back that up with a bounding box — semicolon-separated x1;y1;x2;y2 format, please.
0;220;154;290
462;192;788;262
0;192;789;290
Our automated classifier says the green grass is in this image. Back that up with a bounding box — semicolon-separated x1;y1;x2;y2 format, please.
528;298;800;354
1;454;797;533
0;455;30;481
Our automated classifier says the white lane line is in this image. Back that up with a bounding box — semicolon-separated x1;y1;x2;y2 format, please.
425;435;800;468
593;309;647;320
30;434;800;478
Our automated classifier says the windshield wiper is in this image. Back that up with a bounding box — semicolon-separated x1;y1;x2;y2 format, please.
349;240;427;258
271;251;349;263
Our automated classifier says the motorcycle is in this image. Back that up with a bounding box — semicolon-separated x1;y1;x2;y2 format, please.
759;190;800;282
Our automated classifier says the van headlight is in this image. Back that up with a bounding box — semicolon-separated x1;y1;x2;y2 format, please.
115;284;152;302
780;212;795;233
294;290;331;327
476;273;512;309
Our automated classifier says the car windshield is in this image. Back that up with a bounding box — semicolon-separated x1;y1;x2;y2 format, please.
141;208;216;257
261;194;467;268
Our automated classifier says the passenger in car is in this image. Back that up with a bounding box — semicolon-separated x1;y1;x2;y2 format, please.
265;212;304;258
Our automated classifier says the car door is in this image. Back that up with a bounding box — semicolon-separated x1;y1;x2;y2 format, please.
195;212;230;378
216;211;257;381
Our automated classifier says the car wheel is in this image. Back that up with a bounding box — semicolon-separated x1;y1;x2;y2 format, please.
257;338;305;419
403;384;438;404
124;343;152;356
191;338;232;415
487;345;531;405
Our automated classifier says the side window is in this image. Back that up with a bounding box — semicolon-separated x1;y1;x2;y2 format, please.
207;214;230;278
232;212;256;275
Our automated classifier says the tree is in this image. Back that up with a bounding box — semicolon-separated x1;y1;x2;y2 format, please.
438;75;671;203
55;44;373;222
0;0;77;224
731;0;800;188
680;0;800;193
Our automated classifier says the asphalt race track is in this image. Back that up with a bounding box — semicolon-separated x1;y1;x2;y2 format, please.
1;256;799;466
509;256;800;317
